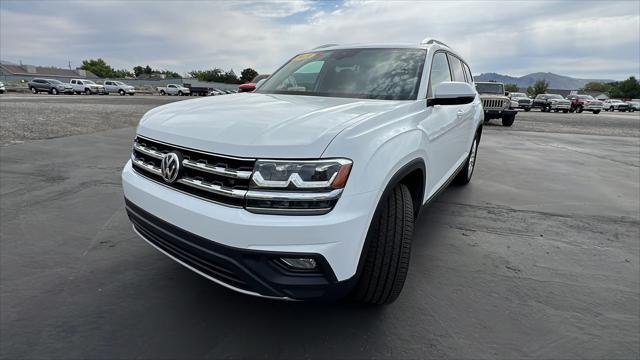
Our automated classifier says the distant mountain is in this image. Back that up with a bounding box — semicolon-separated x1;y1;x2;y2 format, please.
474;72;615;90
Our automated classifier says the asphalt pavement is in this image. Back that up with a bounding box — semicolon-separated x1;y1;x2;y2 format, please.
1;94;639;359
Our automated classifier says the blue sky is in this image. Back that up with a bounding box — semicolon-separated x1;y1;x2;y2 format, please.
1;0;638;80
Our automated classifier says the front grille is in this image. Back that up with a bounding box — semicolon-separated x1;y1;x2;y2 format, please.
131;136;255;206
482;98;505;109
518;99;531;105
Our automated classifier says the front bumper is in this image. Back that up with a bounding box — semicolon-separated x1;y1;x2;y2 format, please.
550;103;571;110
122;161;378;299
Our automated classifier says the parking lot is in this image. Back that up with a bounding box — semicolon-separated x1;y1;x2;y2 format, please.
1;94;639;359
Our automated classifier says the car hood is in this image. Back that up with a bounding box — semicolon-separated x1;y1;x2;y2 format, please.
137;93;406;158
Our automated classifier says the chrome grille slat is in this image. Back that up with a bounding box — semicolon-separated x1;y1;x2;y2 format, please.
182;159;252;179
133;142;165;159
177;177;248;198
132;155;162;176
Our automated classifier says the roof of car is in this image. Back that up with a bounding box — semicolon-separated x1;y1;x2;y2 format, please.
305;41;465;62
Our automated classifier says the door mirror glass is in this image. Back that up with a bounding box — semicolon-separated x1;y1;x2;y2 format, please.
428;81;476;106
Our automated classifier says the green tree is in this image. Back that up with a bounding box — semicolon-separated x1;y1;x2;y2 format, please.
190;68;240;84
608;76;640;99
504;84;519;92
527;79;549;97
240;68;259;83
80;58;132;78
583;81;612;93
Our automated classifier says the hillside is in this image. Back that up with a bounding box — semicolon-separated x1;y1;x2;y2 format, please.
474;72;615;90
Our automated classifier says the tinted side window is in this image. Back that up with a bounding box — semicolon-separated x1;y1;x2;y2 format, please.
447;54;465;82
429;52;451;97
462;63;473;83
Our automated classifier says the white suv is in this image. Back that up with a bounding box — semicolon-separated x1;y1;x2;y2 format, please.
122;39;483;304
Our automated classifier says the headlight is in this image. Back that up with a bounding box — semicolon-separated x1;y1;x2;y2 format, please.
245;159;352;215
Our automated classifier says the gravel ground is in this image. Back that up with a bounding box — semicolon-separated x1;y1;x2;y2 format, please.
1;94;639;359
0;94;184;146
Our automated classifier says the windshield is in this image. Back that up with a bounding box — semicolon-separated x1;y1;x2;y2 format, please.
547;94;563;99
475;83;504;94
257;48;426;100
84;80;96;85
511;92;526;97
578;95;594;100
115;81;125;86
252;74;269;83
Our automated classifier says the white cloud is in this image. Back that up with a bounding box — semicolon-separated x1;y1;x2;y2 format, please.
1;0;638;79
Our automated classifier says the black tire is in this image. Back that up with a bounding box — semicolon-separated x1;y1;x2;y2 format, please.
30;87;38;94
502;114;515;127
351;183;413;305
544;104;551;112
563;109;568;113
593;110;601;114
160;90;166;95
178;91;183;96
51;88;58;95
454;135;479;186
554;109;559;112
576;105;583;113
524;107;531;112
119;89;125;96
129;93;134;96
84;88;91;95
630;108;635;112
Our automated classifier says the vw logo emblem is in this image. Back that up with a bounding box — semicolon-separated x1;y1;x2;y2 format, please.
161;152;181;183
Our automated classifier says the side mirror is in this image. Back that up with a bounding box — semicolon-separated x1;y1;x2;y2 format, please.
505;91;510;96
428;81;476;106
255;79;267;88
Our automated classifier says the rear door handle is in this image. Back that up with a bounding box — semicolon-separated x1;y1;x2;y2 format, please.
457;109;464;117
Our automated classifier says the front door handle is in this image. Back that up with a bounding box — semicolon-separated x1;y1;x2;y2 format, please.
457;110;464;118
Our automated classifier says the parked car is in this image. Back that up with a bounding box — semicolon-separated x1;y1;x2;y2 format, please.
475;82;516;126
626;101;639;112
183;83;212;96
532;94;571;112
70;79;105;95
0;81;5;94
238;74;270;92
28;78;74;95
566;94;602;114
103;80;135;96
602;99;630;112
123;39;483;304
157;84;190;96
509;92;532;111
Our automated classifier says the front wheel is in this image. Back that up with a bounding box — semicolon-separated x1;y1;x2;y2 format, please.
51;88;59;95
178;91;183;96
160;90;166;96
119;89;125;96
351;183;413;305
502;114;515;127
30;87;38;94
576;105;583;113
593;110;601;114
524;107;531;112
84;88;92;95
544;104;551;112
563;109;569;113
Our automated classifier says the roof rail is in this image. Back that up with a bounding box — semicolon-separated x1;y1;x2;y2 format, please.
420;38;450;48
313;43;339;49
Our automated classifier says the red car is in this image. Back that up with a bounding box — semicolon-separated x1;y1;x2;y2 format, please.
238;74;270;92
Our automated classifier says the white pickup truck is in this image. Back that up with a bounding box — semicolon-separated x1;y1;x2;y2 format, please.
157;84;190;96
70;79;105;95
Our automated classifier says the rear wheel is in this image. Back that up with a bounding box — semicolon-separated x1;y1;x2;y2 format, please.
351;183;413;305
454;136;479;185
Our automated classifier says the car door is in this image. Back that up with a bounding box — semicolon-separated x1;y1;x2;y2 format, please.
446;54;475;163
419;51;464;197
104;81;114;93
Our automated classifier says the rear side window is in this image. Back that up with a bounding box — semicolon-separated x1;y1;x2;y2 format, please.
462;63;473;83
428;52;451;97
447;54;465;82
